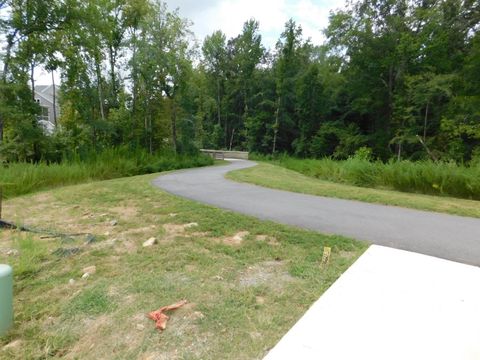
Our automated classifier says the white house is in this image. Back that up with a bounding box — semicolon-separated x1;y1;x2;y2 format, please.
34;85;60;134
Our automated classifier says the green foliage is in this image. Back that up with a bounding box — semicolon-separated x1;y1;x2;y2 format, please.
264;156;480;200
352;147;373;161
1;0;479;166
310;122;366;159
0;148;213;198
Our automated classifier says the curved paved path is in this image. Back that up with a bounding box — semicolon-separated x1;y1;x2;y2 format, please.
153;160;480;266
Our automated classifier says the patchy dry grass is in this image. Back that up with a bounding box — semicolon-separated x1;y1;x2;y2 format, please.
227;162;480;219
0;172;365;359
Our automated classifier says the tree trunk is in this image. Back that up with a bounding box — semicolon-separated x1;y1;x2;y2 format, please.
30;62;35;101
149;112;153;154
51;71;57;127
131;33;138;122
92;127;97;149
272;97;280;154
216;77;221;126
0;116;3;145
423;101;429;142
96;61;105;122
171;98;177;154
224;113;228;149
144;98;149;150
416;135;437;162
229;128;235;151
109;45;117;107
387;65;394;125
2;31;16;81
0;32;16;145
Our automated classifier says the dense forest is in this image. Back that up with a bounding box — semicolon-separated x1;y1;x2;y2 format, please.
0;0;479;163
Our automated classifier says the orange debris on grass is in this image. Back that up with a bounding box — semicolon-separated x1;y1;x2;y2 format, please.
148;300;188;330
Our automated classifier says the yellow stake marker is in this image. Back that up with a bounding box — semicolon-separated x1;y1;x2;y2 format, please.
321;246;331;269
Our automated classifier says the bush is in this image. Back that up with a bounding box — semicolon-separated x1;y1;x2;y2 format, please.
267;155;480;200
0;148;213;199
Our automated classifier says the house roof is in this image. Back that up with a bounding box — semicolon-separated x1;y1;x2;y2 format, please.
34;85;59;106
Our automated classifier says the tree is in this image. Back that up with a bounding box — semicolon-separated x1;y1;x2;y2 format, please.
273;19;305;153
224;19;264;149
202;30;227;130
136;0;193;153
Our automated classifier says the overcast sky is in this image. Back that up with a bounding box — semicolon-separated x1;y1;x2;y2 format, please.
169;0;345;48
35;0;345;85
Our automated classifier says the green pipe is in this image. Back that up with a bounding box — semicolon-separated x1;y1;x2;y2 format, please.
0;264;13;336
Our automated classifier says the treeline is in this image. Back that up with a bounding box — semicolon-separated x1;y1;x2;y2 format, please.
0;0;479;163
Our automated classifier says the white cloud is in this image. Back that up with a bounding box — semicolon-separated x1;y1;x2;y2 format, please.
35;0;346;84
292;0;332;43
171;0;346;49
195;0;288;49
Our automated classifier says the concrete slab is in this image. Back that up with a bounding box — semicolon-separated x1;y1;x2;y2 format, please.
264;245;480;360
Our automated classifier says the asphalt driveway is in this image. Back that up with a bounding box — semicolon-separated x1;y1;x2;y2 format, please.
153;160;480;266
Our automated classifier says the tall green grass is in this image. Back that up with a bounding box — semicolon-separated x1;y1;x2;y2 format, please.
252;154;480;200
0;148;213;199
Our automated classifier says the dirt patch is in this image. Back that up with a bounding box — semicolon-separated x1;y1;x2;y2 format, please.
255;234;280;246
161;223;199;243
0;247;19;256
255;235;268;241
2;339;23;352
110;205;139;220
223;231;250;246
0;229;15;244
123;225;156;236
116;239;137;253
238;261;295;291
163;223;188;234
104;225;158;252
65;315;112;359
66;312;147;360
255;296;265;305
92;234;137;253
191;231;210;238
31;192;54;203
141;352;178;360
185;264;197;272
5;199;119;239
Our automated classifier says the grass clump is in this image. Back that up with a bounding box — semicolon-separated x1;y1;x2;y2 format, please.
0;147;213;199
14;236;49;280
251;154;480;200
67;285;116;316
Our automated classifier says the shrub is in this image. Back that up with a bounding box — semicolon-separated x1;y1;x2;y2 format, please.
0;148;213;199
268;156;480;200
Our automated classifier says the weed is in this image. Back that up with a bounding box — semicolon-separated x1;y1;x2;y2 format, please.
250;154;480;200
0;148;213;199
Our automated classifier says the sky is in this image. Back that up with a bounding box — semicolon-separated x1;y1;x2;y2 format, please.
35;0;346;85
168;0;345;48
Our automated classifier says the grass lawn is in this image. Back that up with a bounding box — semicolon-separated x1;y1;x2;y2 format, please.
226;162;480;219
0;169;365;359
